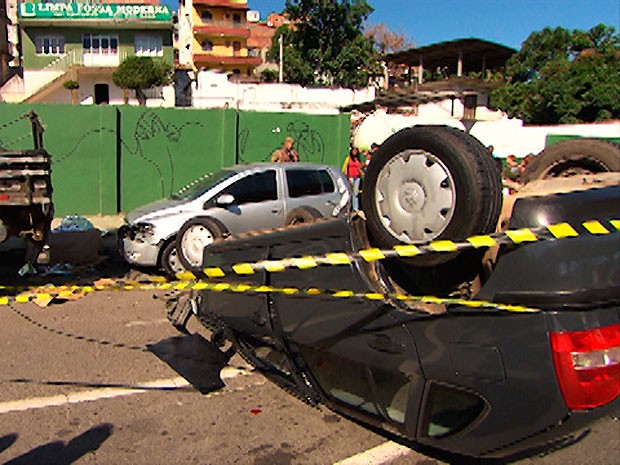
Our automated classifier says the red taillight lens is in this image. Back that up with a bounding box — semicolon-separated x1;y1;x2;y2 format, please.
550;323;620;410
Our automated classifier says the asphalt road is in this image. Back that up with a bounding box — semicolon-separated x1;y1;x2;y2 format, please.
0;232;618;465
0;285;618;465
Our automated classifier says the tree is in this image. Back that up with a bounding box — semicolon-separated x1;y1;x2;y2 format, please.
112;56;173;106
365;23;414;55
492;25;620;124
267;0;382;88
62;80;80;105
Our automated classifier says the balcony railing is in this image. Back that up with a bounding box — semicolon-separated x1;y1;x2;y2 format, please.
42;49;129;72
192;53;261;66
192;0;248;9
193;22;250;38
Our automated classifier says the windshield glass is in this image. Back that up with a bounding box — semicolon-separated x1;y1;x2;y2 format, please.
171;169;238;201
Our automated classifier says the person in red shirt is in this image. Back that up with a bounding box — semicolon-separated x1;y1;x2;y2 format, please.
343;146;364;210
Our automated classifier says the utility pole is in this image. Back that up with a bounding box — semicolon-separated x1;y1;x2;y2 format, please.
279;34;284;83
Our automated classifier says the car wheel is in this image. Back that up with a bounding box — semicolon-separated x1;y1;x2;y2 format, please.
177;217;225;270
160;240;186;278
361;126;502;267
285;207;323;226
522;138;620;183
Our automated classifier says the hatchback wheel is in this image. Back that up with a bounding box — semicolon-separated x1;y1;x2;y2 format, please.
177;217;225;270
161;240;186;278
285;207;323;226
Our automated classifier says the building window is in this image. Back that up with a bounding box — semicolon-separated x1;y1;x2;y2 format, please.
201;40;213;52
233;41;241;56
35;35;65;55
201;10;212;23
83;34;118;54
135;34;163;56
233;13;241;25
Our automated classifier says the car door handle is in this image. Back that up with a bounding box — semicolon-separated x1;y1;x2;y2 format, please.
271;208;282;214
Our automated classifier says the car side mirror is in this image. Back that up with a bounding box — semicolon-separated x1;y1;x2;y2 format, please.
215;194;235;207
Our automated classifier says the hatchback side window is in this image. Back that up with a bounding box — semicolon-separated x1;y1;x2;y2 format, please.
317;170;335;193
286;170;325;198
223;170;277;204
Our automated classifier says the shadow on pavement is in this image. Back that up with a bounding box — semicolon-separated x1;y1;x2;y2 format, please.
0;434;18;454
2;424;113;465
148;333;230;394
0;231;131;287
5;378;195;392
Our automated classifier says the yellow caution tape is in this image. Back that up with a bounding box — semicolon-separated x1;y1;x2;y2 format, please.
1;218;616;316
187;218;619;281
0;278;539;314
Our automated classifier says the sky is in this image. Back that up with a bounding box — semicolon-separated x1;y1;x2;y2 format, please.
212;0;620;50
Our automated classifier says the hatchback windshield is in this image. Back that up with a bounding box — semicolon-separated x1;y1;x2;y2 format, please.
171;169;238;201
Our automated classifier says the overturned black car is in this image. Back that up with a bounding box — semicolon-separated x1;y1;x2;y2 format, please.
170;127;620;461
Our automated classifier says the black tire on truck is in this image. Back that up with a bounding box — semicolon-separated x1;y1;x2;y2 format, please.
522;138;620;183
361;126;502;293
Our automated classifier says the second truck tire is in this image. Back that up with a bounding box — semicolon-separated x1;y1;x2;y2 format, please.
522;138;620;183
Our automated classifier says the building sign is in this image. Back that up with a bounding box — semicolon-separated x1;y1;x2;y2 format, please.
19;3;172;21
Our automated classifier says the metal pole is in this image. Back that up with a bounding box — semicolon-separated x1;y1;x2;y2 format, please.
279;34;283;83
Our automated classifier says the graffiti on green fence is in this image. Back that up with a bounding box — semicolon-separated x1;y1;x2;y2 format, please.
0;104;350;215
127;111;205;198
239;120;326;164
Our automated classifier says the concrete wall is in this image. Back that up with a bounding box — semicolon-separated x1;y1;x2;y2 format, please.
192;71;376;113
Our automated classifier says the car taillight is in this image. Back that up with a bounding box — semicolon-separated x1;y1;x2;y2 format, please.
550;323;620;410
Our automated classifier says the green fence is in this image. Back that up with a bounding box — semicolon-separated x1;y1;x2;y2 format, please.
0;103;351;216
545;134;620;147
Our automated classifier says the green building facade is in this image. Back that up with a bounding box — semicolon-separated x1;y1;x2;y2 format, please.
17;2;173;105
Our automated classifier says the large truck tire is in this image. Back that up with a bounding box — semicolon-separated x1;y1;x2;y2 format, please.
361;126;502;275
522;138;620;183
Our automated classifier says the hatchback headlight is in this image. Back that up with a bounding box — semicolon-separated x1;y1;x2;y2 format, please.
136;222;156;236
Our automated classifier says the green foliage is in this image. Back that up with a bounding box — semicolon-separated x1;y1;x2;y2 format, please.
260;69;279;83
112;56;173;105
267;0;382;88
62;80;79;90
492;25;620;124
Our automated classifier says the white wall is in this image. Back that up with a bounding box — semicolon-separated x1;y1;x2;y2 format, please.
6;71;175;107
192;71;376;113
470;119;620;157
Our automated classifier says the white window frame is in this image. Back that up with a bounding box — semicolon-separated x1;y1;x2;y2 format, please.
35;35;65;55
134;34;163;57
82;33;119;55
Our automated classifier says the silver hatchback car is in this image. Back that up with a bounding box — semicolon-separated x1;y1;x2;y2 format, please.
119;163;351;275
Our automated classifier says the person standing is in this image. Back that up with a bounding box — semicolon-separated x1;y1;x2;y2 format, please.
271;137;299;162
365;142;379;168
503;154;521;181
343;146;364;210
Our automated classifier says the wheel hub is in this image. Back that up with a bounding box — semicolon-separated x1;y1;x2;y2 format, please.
375;149;456;244
182;225;215;267
399;181;426;213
